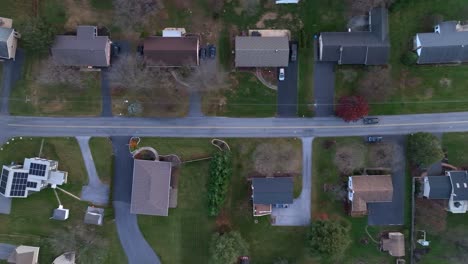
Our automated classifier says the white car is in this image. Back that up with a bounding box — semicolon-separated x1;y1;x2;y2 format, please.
279;68;285;81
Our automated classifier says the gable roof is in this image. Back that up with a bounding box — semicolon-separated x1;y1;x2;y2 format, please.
0;27;13;58
447;171;468;201
235;36;290;67
425;175;452;199
51;25;110;67
350;175;393;213
84;206;104;225
252;177;293;204
143;36;199;66
131;159;172;216
319;7;390;65
416;21;468;64
381;232;405;257
52;207;69;220
8;245;39;264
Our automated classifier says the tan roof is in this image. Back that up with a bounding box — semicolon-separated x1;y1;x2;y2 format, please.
381;232;405;257
131;159;172;216
350;175;393;213
143;36;199;66
8;245;39;264
52;251;76;264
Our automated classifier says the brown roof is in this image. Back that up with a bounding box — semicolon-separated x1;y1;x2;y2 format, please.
350;175;393;213
8;245;39;264
381;232;405;257
131;159;172;216
143;36;199;67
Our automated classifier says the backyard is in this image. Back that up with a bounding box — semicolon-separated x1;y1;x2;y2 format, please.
137;137;307;264
0;137;124;263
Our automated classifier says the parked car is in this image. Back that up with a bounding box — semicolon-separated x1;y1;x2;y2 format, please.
366;136;383;143
111;43;121;57
363;117;379;125
279;68;285;81
199;47;207;60
239;256;250;264
291;43;297;61
208;45;216;59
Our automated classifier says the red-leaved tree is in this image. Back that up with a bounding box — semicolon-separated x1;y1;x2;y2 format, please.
335;96;369;122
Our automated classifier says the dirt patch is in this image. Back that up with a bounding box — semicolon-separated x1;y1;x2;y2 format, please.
63;0;112;30
368;143;395;168
358;66;394;102
439;78;452;88
256;12;278;28
422;88;434;100
252;141;301;176
334;143;366;175
399;69;423;90
281;13;293;21
415;198;447;234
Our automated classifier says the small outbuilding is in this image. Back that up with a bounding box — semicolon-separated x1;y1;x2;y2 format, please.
381;232;405;257
84;206;104;226
7;245;40;264
52;252;76;264
51;205;69;221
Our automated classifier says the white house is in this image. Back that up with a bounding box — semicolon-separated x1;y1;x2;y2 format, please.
0;17;20;60
423;171;468;213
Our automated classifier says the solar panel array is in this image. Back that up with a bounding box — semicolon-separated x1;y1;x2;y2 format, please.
0;169;8;195
29;163;47;177
9;172;28;197
26;181;37;189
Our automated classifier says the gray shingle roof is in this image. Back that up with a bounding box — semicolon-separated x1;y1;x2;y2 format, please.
448;171;468;201
52;208;68;220
426;176;451;199
319;7;390;65
252;177;293;204
51;26;110;67
84;206;104;225
0;27;13;58
416;21;468;64
235;36;289;67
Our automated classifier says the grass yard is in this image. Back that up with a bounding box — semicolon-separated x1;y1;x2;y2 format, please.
89;137;113;184
137;138;305;263
312;137;408;263
442;132;468;167
0;137;125;263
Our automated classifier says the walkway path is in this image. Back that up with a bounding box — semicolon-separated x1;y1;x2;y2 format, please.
255;68;277;90
76;136;109;205
272;137;312;226
111;137;161;264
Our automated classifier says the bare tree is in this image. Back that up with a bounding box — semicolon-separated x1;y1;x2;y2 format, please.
37;58;86;89
113;0;163;30
176;61;229;93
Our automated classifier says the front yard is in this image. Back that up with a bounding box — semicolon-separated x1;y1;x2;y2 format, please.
137;137;307;263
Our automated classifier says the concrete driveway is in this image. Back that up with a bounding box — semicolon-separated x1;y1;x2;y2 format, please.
277;41;298;117
272;137;312;226
111;137;161;264
1;49;25;115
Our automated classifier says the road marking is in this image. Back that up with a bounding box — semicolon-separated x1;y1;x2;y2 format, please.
7;120;468;130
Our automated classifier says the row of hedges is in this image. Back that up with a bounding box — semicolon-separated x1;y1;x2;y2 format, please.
207;151;233;216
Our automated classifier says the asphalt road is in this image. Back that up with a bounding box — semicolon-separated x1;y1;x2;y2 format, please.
277;42;298;117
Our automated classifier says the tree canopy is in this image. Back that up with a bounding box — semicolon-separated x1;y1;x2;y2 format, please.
407;132;444;167
17;17;55;54
307;220;351;257
207;151;232;216
209;231;249;264
335;96;369;122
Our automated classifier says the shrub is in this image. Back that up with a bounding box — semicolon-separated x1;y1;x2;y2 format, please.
401;51;418;66
307;220;351;257
407;132;444;167
17;17;56;54
209;231;249;264
335;96;369;122
207;151;232;216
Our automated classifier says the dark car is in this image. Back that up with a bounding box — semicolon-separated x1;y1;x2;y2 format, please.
111;43;121;57
366;136;383;143
199;47;207;60
208;45;216;59
239;256;250;264
363;117;379;125
291;43;297;61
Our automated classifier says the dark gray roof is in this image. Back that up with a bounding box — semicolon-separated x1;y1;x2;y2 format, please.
52;208;68;220
51;26;110;67
319;7;390;65
252;177;293;204
84;206;104;225
0;27;13;58
416;21;468;64
448;171;468;201
426;176;451;199
235;36;289;67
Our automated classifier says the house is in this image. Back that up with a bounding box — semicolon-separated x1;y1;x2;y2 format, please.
0;157;68;198
235;36;290;67
414;21;468;64
52;252;75;264
143;35;199;67
251;177;293;216
347;175;393;216
51;205;69;221
7;245;39;264
318;7;390;65
423;171;468;213
381;232;405;257
51;25;112;67
0;17;19;60
84;206;104;225
131;159;172;216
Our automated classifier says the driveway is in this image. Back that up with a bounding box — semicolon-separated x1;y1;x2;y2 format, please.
277;41;298;117
77;136;109;205
0;243;15;259
111;137;161;264
1;49;25;115
367;135;406;226
313;61;335;117
272;137;312;226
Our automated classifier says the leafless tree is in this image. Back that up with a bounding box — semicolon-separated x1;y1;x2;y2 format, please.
37;58;86;89
113;0;163;30
176;61;229;93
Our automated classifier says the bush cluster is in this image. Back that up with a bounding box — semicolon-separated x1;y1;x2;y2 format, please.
207;151;232;216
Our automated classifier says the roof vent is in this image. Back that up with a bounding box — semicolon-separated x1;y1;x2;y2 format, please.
464;183;467;188
456;183;460;188
454;201;462;208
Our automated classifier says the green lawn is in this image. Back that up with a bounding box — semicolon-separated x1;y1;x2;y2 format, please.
89;137;113;184
0;137;125;263
137;138;306;263
442;132;468;166
312;137;407;263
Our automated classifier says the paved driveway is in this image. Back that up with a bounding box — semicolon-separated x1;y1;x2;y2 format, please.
1;49;25;115
367;135;406;226
313;61;335;117
111;137;161;264
272;137;312;226
0;243;15;259
277;41;298;117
